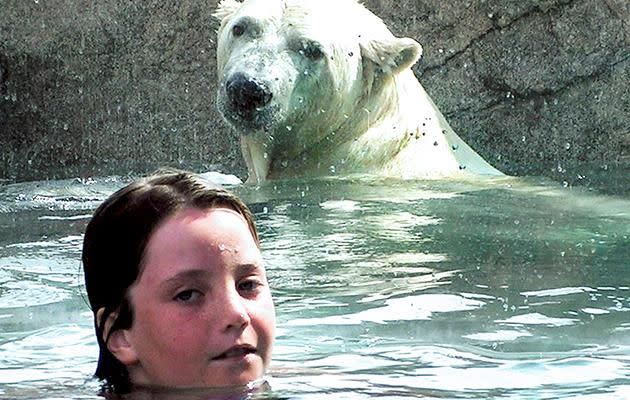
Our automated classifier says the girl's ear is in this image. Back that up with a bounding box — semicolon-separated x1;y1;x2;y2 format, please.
107;329;139;366
96;308;139;366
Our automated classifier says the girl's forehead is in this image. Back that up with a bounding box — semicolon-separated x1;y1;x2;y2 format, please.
137;206;259;276
176;206;246;221
150;206;254;249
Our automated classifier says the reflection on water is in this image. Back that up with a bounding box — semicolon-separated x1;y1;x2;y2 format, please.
0;174;629;399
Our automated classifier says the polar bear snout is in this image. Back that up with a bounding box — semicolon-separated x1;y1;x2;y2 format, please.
226;72;273;117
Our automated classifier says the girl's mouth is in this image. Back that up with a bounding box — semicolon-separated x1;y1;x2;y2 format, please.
212;344;257;360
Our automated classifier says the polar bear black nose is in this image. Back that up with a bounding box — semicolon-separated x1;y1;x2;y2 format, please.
226;73;272;114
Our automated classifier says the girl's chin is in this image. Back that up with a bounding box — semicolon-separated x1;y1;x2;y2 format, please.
131;355;266;390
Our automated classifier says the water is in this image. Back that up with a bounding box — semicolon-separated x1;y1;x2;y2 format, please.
0;174;629;399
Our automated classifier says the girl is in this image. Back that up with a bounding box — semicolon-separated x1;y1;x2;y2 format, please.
82;170;275;396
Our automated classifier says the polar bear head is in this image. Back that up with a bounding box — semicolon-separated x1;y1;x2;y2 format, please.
214;0;422;149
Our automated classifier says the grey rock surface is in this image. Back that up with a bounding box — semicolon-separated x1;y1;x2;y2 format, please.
1;0;628;192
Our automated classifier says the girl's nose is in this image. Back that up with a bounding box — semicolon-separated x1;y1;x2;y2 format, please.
222;289;251;332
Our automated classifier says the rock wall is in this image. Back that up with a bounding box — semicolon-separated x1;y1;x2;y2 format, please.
1;0;628;190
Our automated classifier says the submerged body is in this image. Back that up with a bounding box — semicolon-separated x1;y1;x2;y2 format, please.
215;0;503;184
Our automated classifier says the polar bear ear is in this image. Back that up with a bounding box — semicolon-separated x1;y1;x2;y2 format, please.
360;37;422;76
213;0;243;22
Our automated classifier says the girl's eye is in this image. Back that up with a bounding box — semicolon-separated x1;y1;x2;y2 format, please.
238;279;261;293
174;289;202;303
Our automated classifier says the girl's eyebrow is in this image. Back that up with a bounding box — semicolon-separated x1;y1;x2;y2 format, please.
160;264;264;289
159;269;210;290
235;263;263;275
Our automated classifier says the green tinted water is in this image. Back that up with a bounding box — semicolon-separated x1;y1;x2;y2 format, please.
0;175;629;399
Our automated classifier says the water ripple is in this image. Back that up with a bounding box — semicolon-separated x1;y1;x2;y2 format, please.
288;294;485;326
496;312;578;327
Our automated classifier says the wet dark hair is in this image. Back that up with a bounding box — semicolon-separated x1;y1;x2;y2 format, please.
82;170;258;394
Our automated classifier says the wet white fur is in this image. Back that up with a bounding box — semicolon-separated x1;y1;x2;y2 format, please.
215;0;503;184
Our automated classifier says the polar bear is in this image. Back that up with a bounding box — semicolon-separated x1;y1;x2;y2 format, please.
214;0;503;184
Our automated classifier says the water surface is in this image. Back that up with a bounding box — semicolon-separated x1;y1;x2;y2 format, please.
1;174;628;399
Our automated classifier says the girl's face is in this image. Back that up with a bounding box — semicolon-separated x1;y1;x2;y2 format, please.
109;207;275;388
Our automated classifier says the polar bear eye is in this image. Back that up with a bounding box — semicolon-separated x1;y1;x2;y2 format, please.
300;42;324;61
232;23;245;37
